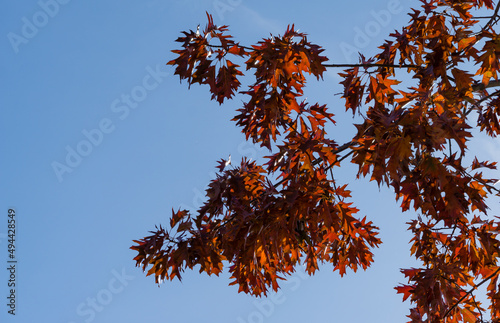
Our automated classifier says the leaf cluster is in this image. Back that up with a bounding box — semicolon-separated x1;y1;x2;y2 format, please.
132;2;500;322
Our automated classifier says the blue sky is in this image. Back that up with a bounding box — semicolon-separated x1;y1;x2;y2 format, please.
2;0;500;322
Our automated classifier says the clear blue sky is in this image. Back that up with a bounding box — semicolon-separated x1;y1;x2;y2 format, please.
2;1;499;322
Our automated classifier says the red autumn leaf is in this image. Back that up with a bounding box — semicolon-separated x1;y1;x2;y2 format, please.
395;284;414;302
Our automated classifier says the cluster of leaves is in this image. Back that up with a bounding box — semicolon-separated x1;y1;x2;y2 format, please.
132;1;500;322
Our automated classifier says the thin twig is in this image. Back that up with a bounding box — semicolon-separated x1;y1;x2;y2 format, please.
443;267;500;319
483;1;500;31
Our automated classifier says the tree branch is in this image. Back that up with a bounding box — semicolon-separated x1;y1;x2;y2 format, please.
465;88;500;117
443;267;500;319
483;1;500;31
472;80;500;91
